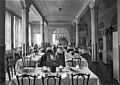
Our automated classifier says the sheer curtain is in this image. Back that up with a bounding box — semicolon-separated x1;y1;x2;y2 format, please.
5;11;11;50
13;16;22;48
29;24;32;46
18;19;22;47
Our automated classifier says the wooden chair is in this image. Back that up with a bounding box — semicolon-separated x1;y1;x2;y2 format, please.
6;56;16;81
71;73;90;85
16;74;36;85
42;75;61;85
72;58;81;67
22;57;36;68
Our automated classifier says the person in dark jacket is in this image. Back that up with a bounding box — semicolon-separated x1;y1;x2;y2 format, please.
39;46;55;67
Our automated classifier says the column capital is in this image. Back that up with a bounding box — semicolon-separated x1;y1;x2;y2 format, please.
20;0;31;10
89;0;100;9
75;19;79;25
22;7;30;12
90;7;99;11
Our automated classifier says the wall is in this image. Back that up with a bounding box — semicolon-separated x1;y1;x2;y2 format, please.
31;23;40;45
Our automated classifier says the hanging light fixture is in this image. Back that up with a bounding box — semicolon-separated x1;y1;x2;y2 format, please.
59;8;62;11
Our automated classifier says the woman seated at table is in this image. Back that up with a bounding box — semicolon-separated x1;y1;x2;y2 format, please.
38;46;55;67
55;47;65;67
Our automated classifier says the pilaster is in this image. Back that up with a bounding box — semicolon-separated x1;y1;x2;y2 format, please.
0;0;5;83
75;20;79;47
90;6;99;62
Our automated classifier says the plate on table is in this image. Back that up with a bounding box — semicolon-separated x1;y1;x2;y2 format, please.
22;67;35;73
41;68;48;73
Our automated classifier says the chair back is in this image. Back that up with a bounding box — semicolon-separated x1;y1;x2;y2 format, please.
72;58;81;67
6;56;16;67
6;56;16;81
22;57;36;68
16;74;36;85
42;75;61;85
71;73;90;85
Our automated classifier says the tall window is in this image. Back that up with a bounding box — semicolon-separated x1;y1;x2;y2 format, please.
5;11;11;50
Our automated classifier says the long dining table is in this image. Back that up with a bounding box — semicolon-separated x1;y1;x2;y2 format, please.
15;53;44;71
9;67;101;85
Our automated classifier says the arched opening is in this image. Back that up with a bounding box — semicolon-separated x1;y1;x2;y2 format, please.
79;22;88;47
52;28;69;45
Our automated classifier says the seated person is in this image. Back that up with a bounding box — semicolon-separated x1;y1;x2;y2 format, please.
55;47;65;67
38;46;55;67
34;44;38;53
74;46;79;54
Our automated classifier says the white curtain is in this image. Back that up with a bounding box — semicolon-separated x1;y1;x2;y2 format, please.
29;24;31;46
13;16;22;48
18;19;22;47
5;11;11;50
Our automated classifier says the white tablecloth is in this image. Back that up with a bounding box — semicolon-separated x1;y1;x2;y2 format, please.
9;67;101;85
15;54;43;71
79;49;91;55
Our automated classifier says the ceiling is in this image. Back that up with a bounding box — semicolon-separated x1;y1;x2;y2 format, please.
31;0;89;26
6;0;89;27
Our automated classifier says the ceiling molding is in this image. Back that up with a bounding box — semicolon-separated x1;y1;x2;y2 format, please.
48;23;72;27
30;5;41;19
39;0;48;16
70;0;79;16
75;0;90;21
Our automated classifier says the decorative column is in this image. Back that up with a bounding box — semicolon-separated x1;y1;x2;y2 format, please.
20;0;31;54
44;23;49;45
90;6;99;62
0;0;5;83
113;0;120;82
21;7;30;54
75;20;79;47
41;17;45;47
31;24;34;47
11;14;14;50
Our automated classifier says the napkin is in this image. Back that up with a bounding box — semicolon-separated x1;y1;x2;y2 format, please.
59;65;63;69
62;73;69;78
43;66;47;70
76;65;79;69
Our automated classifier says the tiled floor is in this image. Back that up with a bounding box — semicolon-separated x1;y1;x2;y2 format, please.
82;53;120;85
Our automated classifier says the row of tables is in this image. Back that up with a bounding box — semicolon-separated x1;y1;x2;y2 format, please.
10;51;101;85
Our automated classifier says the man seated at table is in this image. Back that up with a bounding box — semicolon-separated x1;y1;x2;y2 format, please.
38;46;55;67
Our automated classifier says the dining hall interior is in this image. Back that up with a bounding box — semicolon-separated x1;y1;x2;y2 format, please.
0;0;120;85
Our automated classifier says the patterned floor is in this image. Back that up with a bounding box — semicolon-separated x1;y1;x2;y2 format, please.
82;53;120;85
